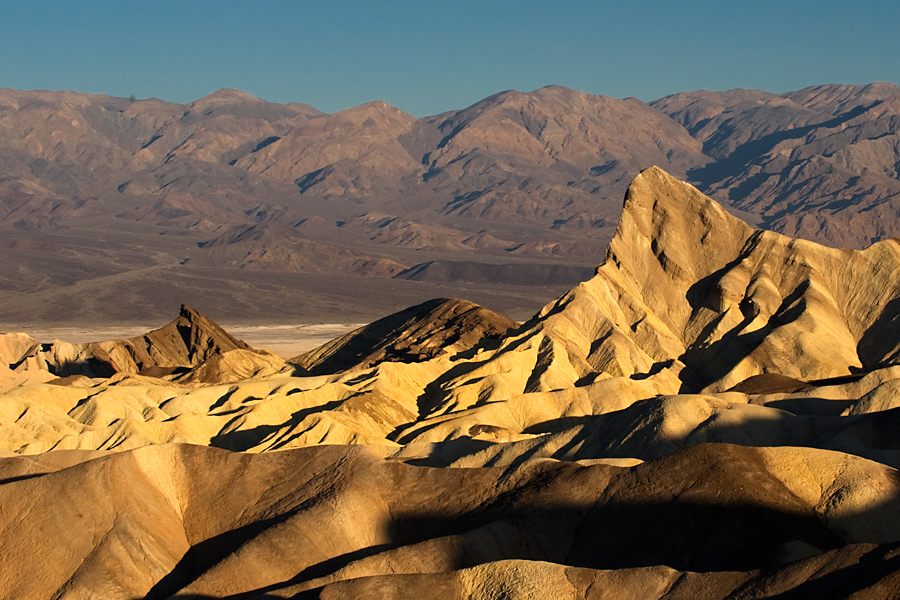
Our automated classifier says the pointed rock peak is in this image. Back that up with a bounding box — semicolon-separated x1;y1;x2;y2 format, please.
606;167;755;282
166;305;250;361
43;305;253;379
179;303;202;320
617;166;750;238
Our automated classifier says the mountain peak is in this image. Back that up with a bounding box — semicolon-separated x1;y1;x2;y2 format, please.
609;166;753;282
198;88;260;102
539;167;900;392
178;303;206;322
164;305;250;362
189;88;264;111
621;166;745;224
333;100;415;121
293;297;518;374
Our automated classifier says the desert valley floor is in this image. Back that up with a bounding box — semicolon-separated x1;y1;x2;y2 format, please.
3;168;900;598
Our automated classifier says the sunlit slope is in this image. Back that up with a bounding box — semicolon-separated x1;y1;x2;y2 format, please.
4;168;900;597
2;168;900;458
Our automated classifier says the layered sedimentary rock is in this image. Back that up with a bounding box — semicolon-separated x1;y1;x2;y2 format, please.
3;168;900;597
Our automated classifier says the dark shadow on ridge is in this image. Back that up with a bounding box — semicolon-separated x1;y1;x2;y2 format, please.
678;279;810;392
209;399;345;451
134;443;900;598
858;297;900;370
686;102;880;196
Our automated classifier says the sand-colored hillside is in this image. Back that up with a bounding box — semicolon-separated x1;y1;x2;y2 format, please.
1;443;899;598
3;168;900;597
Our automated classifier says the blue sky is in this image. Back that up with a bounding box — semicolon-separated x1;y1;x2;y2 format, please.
1;0;897;116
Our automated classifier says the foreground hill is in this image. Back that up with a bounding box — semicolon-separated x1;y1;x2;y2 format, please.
1;83;899;324
3;443;900;599
3;169;900;597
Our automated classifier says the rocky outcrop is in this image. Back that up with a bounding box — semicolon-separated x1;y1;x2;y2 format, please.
528;166;900;392
34;305;287;383
0;332;57;392
292;297;518;374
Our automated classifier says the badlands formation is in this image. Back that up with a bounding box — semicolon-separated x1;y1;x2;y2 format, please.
3;168;900;598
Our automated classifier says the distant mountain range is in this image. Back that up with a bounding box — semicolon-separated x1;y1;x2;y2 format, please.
1;82;898;324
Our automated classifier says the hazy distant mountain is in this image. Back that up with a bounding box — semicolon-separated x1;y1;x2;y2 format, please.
652;82;900;246
0;83;898;323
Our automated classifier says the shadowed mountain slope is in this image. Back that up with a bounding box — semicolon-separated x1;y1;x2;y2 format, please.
4;169;900;596
652;82;900;248
2;443;900;598
292;297;519;375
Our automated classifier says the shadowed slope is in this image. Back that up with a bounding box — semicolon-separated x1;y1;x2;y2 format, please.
1;443;899;598
292;298;518;375
653;83;900;249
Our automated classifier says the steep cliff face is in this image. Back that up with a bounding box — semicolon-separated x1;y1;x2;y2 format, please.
479;166;900;398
